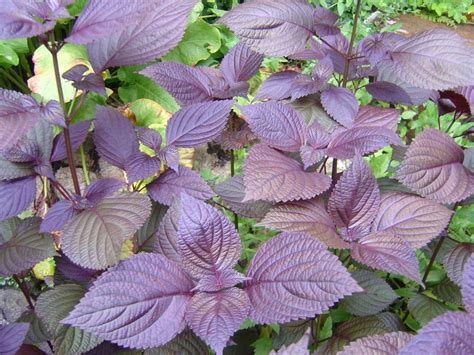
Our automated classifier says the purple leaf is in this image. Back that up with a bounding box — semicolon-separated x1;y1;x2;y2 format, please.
372;192;453;248
377;29;474;90
396;128;474;204
458;86;474;114
256;71;299;101
366;81;431;106
40;199;78;233
157;145;179;172
62;64;88;82
194;269;246;293
327;126;401;159
66;0;155;44
0;176;37;222
312;56;334;82
40;100;65;127
84;178;124;204
186;289;250;355
313;6;340;37
290;74;325;101
354;106;400;131
87;0;197;71
166;100;233;148
443;243;474;286
258;199;349;249
148;167;214;206
321;87;359;128
241;102;306;152
147;330;209;354
141;62;213;106
221;42;263;84
329;155;380;230
135;202;167;253
153;200;181;263
93;106;139;169
300;144;325;169
462;255;474;313
358;32;404;65
214;119;257;151
63;65;106;95
400;312;474;355
219;0;315;56
51;121;91;162
0;217;56;277
55;254;96;285
0;89;41;151
0;323;30;355
62;253;194;349
137;127;162;152
178;194;241;279
243;144;331;203
289;37;326;60
321;34;356;77
305;121;331;149
350;232;422;283
214;175;271;219
125;152;162;183
244;232;362;323
0;2;54;39
0;155;34;181
339;331;413;355
61;193;151;269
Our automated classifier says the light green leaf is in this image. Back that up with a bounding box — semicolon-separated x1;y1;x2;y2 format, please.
0;43;19;66
0;38;29;54
407;294;449;326
163;19;221;65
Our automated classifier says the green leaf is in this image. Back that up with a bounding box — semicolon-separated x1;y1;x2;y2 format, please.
0;43;19;66
36;284;103;354
28;43;90;103
144;330;208;355
407;294;449;326
252;337;273;355
432;279;463;305
0;38;29;54
129;98;173;132
118;67;178;112
272;320;310;350
163;19;221;65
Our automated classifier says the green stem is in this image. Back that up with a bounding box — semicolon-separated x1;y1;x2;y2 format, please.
230;149;239;231
0;68;29;93
80;145;90;185
342;0;362;88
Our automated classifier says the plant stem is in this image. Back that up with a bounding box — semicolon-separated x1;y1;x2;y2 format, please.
49;39;81;196
0;68;30;93
418;235;445;292
79;145;90;185
43;177;49;213
230;149;239;231
311;315;323;348
331;158;338;184
12;275;35;309
342;0;362;88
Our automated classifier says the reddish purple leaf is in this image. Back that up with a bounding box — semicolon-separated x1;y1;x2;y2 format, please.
194;269;246;293
358;32;404;65
55;254;96;285
289;37;326;60
141;62;213;106
313;6;340;37
87;0;197;71
51;121;91;162
329;155;380;230
154;200;181;263
258;199;349;249
443;243;474;286
219;0;315;56
0;155;34;181
0;2;55;39
366;81;431;106
178;194;241;279
40;100;65;127
221;42;263;84
244;232;362;323
125;152;162;183
458;86;474;114
0;322;30;355
396;128;474;204
290;74;326;101
350;232;422;283
312;56;334;82
166;100;233;148
0;176;37;222
62;253;194;349
462;255;474;313
300;144;326;169
186;289;250;355
157;145;179;172
241;102;306;152
372;192;453;248
400;312;474;355
93;106;139;169
354;106;399;131
327;126;401;159
256;71;299;101
321;87;359;128
243;144;331;203
137;127;162;152
148;167;214;206
40;200;78;233
84;178;124;204
339;331;413;355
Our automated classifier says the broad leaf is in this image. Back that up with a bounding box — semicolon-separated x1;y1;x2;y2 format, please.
255;71;299;101
221;43;263;84
54;254;96;286
339;331;413;355
166;100;233;147
340;270;398;316
148;167;214;206
51;121;91;162
462;255;474;313
329;155;380;231
400;312;474;354
40;199;78;233
432;279;462;305
87;0;198;71
145;330;208;355
186;289;250;354
372;192;453;248
443;243;474;286
258;199;348;249
396;128;474;204
0;323;30;355
63;253;194;349
240;102;306;152
321;87;359;128
219;0;315;56
0;217;55;277
36;284;103;354
407;294;449;326
0;155;34;181
377;29;474;90
178;194;241;279
243;144;331;203
354;106;399;131
151;202;181;264
244;232;362;323
350;232;422;283
135;202;167;253
0;288;28;324
83;178;124;204
61;193;151;269
0;176;37;222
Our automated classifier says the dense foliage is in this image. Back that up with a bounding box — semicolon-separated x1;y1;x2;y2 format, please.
0;0;473;354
